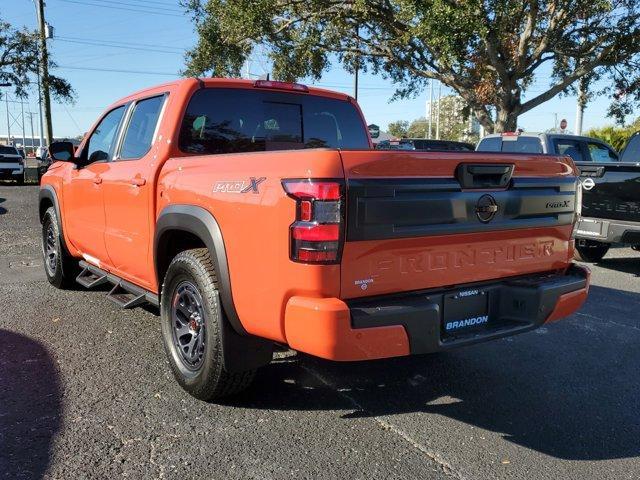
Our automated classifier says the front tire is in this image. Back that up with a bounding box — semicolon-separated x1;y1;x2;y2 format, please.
575;240;610;263
41;207;76;288
160;248;255;400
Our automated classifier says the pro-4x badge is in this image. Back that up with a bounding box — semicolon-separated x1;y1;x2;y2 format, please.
213;177;266;194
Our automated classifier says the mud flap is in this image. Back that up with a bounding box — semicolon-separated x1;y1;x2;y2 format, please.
215;290;274;372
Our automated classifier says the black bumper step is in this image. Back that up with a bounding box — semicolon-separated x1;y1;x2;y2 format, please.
348;265;588;355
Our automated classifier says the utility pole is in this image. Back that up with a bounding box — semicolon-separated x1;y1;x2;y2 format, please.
575;77;588;135
427;80;434;139
435;82;442;140
353;25;360;102
353;63;359;102
36;0;53;146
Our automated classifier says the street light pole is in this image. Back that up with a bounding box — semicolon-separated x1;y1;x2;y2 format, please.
27;111;36;153
20;98;26;150
5;94;10;144
0;82;11;145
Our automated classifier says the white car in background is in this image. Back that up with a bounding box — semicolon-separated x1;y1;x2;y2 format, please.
0;145;25;184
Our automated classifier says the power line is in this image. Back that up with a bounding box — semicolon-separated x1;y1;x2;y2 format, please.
82;0;183;13
56;0;181;17
54;64;399;90
55;65;181;76
55;38;184;55
108;0;184;8
57;35;188;51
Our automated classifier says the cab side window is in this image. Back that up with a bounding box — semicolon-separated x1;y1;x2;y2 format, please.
553;139;585;162
84;106;126;163
119;95;165;160
587;142;618;162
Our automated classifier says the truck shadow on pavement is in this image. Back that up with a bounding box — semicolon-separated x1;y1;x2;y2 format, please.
234;284;640;462
0;197;6;215
0;330;62;479
594;255;640;276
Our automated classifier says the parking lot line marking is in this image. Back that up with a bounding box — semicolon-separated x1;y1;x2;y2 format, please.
574;311;640;332
301;364;466;480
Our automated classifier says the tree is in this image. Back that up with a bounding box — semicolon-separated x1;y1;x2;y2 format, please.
183;0;640;133
387;120;409;137
407;118;427;138
586;117;640;151
0;16;73;106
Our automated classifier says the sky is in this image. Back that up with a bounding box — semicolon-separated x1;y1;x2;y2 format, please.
1;0;628;139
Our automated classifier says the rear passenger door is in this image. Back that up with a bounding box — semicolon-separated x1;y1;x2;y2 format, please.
100;94;166;289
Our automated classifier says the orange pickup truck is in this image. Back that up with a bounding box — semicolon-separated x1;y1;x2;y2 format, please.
40;78;589;400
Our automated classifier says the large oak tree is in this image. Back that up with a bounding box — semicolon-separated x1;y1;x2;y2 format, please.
182;0;640;133
0;16;73;104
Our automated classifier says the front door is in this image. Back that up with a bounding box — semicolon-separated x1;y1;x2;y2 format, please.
62;105;127;266
101;94;166;289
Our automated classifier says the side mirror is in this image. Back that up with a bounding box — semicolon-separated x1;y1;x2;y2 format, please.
49;141;75;162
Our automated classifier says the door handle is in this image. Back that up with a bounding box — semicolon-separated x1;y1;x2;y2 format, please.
130;177;146;187
93;176;102;185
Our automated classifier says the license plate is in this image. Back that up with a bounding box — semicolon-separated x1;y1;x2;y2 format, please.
576;219;606;237
443;289;489;336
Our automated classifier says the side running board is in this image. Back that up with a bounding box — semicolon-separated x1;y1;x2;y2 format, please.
76;261;159;309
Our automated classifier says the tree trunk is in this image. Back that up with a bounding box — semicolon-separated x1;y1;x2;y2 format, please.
494;108;519;133
472;108;495;135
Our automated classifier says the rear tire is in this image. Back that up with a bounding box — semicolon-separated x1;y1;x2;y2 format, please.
575;240;610;263
160;248;255;400
41;207;77;288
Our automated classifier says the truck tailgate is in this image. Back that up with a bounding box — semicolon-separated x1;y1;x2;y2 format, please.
340;151;577;299
577;162;640;223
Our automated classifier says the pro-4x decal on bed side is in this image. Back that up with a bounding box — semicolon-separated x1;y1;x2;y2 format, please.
213;177;266;194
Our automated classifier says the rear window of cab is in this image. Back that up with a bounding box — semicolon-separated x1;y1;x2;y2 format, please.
477;136;543;154
178;88;370;155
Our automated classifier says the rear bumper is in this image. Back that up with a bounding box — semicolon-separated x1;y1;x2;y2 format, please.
0;165;24;178
576;217;640;245
284;264;590;361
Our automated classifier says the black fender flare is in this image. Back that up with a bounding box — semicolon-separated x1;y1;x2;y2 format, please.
155;205;272;372
39;185;69;253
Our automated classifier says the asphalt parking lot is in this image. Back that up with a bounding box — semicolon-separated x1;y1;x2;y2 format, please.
1;184;639;480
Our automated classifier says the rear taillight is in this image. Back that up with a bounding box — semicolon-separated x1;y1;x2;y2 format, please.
283;179;344;264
